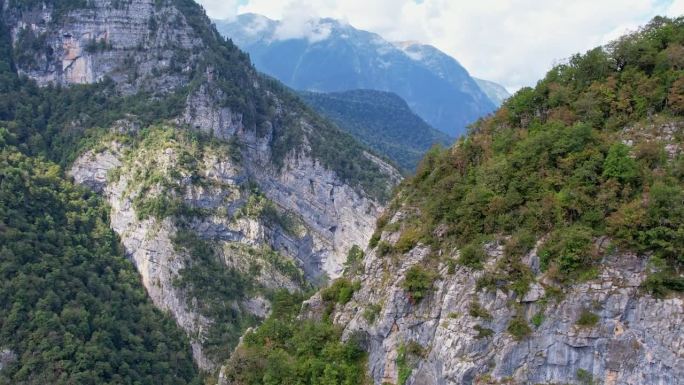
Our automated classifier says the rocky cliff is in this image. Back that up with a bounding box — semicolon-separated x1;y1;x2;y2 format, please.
305;17;684;385
329;220;683;385
3;0;400;372
4;0;201;92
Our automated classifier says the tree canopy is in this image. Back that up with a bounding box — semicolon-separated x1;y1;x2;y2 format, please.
0;138;200;384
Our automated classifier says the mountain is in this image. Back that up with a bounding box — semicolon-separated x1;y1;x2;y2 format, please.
224;16;684;385
474;77;511;106
299;89;454;172
3;1;682;384
0;141;199;384
394;42;511;107
0;0;399;376
214;13;497;137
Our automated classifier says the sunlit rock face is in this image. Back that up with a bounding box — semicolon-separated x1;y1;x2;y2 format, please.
324;213;683;385
6;0;399;371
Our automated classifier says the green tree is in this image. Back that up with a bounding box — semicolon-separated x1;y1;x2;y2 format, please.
401;266;437;302
603;143;639;184
0;148;200;384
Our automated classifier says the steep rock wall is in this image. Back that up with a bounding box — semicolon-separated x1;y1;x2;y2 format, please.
68;123;393;369
6;0;400;372
329;215;683;385
4;0;200;93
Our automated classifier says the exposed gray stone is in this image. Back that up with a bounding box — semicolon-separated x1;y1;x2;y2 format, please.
4;0;201;93
334;235;684;385
521;282;545;303
0;349;16;372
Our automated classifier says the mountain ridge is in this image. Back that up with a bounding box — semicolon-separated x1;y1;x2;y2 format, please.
215;13;501;137
299;89;453;172
474;77;511;105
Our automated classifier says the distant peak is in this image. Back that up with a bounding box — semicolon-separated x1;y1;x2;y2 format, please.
393;40;423;49
236;13;275;22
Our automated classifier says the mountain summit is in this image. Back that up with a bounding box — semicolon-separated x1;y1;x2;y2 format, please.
215;13;504;137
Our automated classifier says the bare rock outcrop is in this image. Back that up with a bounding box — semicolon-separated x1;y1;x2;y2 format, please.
332;224;683;385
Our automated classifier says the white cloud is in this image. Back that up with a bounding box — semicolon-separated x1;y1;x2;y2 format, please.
241;15;271;37
272;1;334;42
667;0;684;16
197;0;241;20
199;0;675;91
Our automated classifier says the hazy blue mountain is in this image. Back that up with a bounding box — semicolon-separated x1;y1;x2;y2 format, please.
394;41;510;108
299;89;454;172
474;77;511;106
215;14;497;137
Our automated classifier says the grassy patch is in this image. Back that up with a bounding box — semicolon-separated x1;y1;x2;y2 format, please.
396;341;424;385
531;312;545;328
395;227;423;253
576;309;600;327
377;240;394;256
474;325;494;339
458;241;487;269
468;300;493;320
344;244;365;275
507;315;532;341
321;278;361;305
576;368;596;385
363;303;382;323
402;265;438;303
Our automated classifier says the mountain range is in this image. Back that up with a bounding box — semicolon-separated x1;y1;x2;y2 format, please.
215;13;509;137
0;1;682;384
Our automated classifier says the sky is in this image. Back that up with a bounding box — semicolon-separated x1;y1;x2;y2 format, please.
197;0;684;92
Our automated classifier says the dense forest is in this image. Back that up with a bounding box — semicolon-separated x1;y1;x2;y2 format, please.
371;16;684;297
222;289;369;385
0;5;208;382
300;90;453;172
0;133;201;384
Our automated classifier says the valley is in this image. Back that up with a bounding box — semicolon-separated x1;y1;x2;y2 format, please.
0;1;682;385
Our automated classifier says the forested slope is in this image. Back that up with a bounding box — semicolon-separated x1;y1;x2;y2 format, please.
300;90;453;172
389;16;684;294
223;16;684;385
0;132;200;384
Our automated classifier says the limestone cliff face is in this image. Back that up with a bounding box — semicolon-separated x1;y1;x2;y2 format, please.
327;213;683;385
68;124;395;370
3;0;200;93
6;0;400;372
183;87;398;278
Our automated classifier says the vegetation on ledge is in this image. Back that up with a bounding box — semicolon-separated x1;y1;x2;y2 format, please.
221;291;369;385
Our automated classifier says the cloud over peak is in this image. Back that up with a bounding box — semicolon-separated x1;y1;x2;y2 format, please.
202;0;679;91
